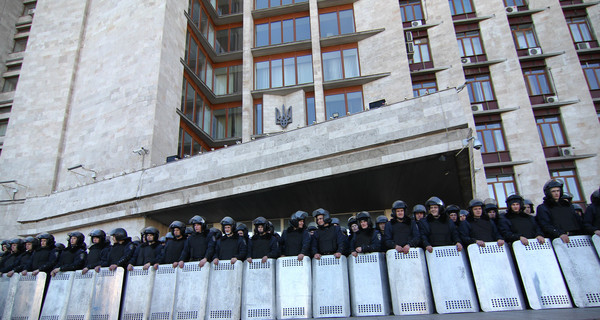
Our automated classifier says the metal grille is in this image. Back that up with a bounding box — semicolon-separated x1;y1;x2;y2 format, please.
157;266;176;274
214;263;235;271
524;241;551;251
19;275;37;281
66;315;85;320
357;303;382;313
247;308;271;317
209;309;232;318
490;297;520;308
355;254;378;263
394;251;419;260
319;305;343;314
281;259;303;267
129;269;149;276
445;299;472;309
53;273;71;280
150;312;171;320
90;315;109;320
40;316;59;320
540;295;570;306
11;317;28;320
435;248;459;258
478;245;504;254
122;313;144;320
249;261;271;269
282;307;304;316
586;293;600;303
98;269;115;277
566;237;592;248
317;257;340;266
183;264;201;272
400;302;427;312
75;272;93;279
176;311;198;319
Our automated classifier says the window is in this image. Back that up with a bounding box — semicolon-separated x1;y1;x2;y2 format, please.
487;175;517;209
504;0;526;6
325;89;363;119
1;76;18;93
412;80;437;97
319;8;355;38
322;47;359;81
511;24;538;49
551;170;583;202
457;31;484;57
523;69;552;96
254;102;263;135
217;0;242;15
256;0;308;10
306;95;316;125
536;116;566;147
12;38;27;53
409;38;431;64
582;62;600;90
476;123;507;153
255;16;310;47
0;120;8;137
399;0;423;22
449;0;474;15
22;2;36;15
215;26;243;53
466;74;495;102
254;53;313;89
567;17;593;43
211;106;242;139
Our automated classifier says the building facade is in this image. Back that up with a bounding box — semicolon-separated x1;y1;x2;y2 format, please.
0;0;598;239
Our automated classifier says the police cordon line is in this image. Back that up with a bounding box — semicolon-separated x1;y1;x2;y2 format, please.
0;179;599;319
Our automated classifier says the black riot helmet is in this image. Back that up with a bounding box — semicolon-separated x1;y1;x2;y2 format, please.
109;228;128;242
592;189;600;205
266;221;275;234
412;204;427;214
505;194;524;209
523;199;535;213
1;239;9;250
375;215;388;224
169;221;186;234
165;232;174;240
468;199;484;210
67;231;85;247
289;211;308;228
143;226;160;241
24;236;39;250
445;204;460;214
36;233;56;247
185;227;194;236
572;203;584;214
425;196;445;213
220;216;236;233
543;179;564;198
347;216;357;227
189;215;206;230
89;229;107;245
391;200;408;219
312;208;331;224
253;216;269;234
9;238;23;252
235;223;248;237
331;217;340;226
484;198;498;213
307;222;317;232
356;211;372;228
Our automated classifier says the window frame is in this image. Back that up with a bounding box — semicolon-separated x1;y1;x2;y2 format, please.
412;79;438;97
456;30;485;57
321;44;361;82
399;0;424;23
465;74;496;103
535;115;567;147
487;174;518;209
254;13;311;47
324;87;364;119
318;5;356;38
523;68;553;96
510;24;539;50
254;50;314;90
449;0;475;16
566;16;594;43
551;169;584;203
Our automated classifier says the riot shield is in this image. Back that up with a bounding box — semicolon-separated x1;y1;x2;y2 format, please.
276;256;311;319
312;255;350;318
348;252;391;316
39;271;75;320
120;266;156;320
386;248;433;315
90;267;125;320
205;260;243;320
242;259;276;320
173;262;210;320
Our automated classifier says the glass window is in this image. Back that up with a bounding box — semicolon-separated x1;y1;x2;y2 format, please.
412;80;437;97
567;17;593;43
523;69;552;95
255;61;270;89
212;109;227;139
511;24;538;49
297;55;313;84
323;51;342;81
551;170;583;202
306;97;316;125
256;24;269;47
182;131;192;156
218;0;229;15
487;175;517;209
214;67;228;95
229;65;243;94
399;0;424;22
203;102;211;131
206;64;213;89
271;21;282;45
457;31;484;57
255;103;263;134
1;76;18;92
319;9;355;38
188;37;198;73
228;106;242;138
255;54;312;89
504;0;525;6
343;49;359;78
325;90;363;119
466;74;495;102
256;0;269;9
284;57;296;86
256;16;310;47
195;94;204;128
410;39;431;63
339;10;355;34
296;17;311;41
347;91;363;114
536;116;566;147
582;62;600;90
476;123;507;153
282;19;294;43
198;51;206;82
184;82;195;120
0;120;8;137
200;11;208;36
12;38;27;53
271;59;283;88
449;0;474;15
216;29;228;53
230;27;243;52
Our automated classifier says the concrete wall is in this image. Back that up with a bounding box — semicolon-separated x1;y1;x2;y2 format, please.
0;0;22;88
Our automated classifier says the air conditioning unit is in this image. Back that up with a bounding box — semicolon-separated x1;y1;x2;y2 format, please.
545;95;559;103
411;20;424;27
576;42;591;50
405;31;413;42
471;104;484;112
560;147;575;157
406;42;414;54
528;47;542;55
461;57;472;64
27;8;35;15
505;6;518;13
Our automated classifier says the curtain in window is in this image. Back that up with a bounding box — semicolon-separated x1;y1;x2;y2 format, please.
323;51;342;81
255;61;270;89
297;55;313;84
343;49;359;78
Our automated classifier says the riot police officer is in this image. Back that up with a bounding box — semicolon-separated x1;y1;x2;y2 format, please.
213;217;247;265
14;236;38;275
497;194;545;246
347;216;359;247
30;233;59;276
412;204;426;222
350;211;382;256
82;229;110;274
383;200;421;254
247;217;279;263
51;232;87;276
107;228;136;271
310;208;346;259
279;211;311;260
584;188;600;236
128;227;163;270
445;204;461;224
459;199;504;247
162;221;187;267
523;199;535;216
0;238;24;276
307;222;317;237
236;223;250;243
178;215;214;268
420;197;462;252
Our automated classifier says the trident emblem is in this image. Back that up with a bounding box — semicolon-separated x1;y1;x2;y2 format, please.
275;104;292;129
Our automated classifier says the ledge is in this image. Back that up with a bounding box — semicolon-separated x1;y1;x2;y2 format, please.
410;66;450;76
177;109;240;148
320;28;385;48
506;8;545;17
252;40;312;58
518;51;565;62
546;153;596;162
252;1;309;19
560;1;600;10
453;15;493;26
201;0;242;25
531;99;579;110
404;22;440;31
186;13;242;63
461;58;506;69
473;107;518;116
322;73;390;90
251;83;314;99
317;0;359;9
484;160;533;168
576;47;600;54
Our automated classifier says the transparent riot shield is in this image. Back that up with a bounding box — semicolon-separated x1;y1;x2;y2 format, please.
0;274;15;317
512;239;571;309
242;259;276;320
593;234;600;257
39;271;75;320
552;235;600;307
173;262;210;320
276;256;311;319
312;255;350;318
206;260;243;320
149;264;178;320
6;273;46;320
90;267;125;320
120;266;156;320
348;252;390;316
65;270;96;319
467;242;524;312
386;248;433;315
0;274;19;320
425;246;478;314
